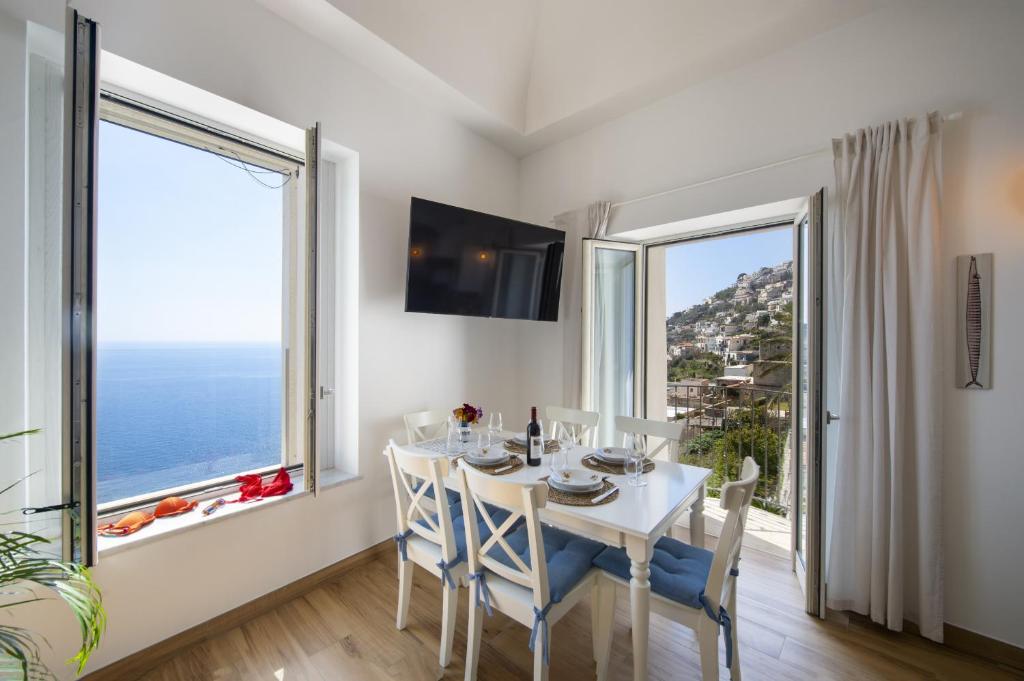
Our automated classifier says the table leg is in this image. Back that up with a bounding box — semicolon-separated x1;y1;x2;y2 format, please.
690;484;706;549
626;537;654;681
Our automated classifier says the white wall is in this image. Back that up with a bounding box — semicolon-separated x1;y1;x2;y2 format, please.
0;0;523;675
518;0;1024;649
326;0;539;132
524;0;883;135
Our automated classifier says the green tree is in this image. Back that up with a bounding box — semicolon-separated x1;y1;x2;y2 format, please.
679;430;723;466
668;352;724;381
709;419;782;508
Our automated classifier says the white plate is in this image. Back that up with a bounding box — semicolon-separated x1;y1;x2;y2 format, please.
596;447;629;463
465;447;510;466
547;468;603;493
511;433;528;444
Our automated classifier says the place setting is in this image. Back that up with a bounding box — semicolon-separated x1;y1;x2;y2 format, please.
542;467;619;506
449;413;525;475
581;445;656;477
457;443;525;475
537;424;619;505
502;431;559;456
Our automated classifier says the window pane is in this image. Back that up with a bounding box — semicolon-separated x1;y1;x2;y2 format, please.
96;120;285;504
590;247;635;446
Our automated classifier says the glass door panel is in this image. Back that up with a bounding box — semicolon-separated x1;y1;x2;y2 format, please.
582;240;643;447
792;189;825;615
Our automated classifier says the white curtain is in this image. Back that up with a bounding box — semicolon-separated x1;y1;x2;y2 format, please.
827;112;944;642
553;201;611;409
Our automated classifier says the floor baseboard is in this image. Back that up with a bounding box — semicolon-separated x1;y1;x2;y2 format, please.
80;539;392;681
943;623;1024;674
842;606;1024;674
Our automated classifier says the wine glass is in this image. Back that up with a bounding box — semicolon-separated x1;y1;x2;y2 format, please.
477;430;492;451
488;412;503;436
446;422;460;456
551;423;571;478
625;433;648;487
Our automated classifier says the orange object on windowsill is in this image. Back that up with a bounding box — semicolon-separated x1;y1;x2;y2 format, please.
154;496;198;518
98;510;155;537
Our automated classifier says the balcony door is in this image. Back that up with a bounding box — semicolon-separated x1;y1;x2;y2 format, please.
792;189;826;616
581;240;644;447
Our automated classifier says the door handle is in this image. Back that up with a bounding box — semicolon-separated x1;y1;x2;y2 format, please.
319;386;335;399
826;411;840;425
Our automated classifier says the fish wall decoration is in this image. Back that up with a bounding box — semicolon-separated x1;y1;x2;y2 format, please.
956;254;992;389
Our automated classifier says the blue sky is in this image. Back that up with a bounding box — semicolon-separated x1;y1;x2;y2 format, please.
97;121;285;344
664;226;792;314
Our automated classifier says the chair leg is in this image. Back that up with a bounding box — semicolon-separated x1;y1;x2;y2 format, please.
439;584;459;667
464;584;484;681
728;588;741;681
698;622;720;681
396;559;414;630
593;579;615;681
532;635;549;681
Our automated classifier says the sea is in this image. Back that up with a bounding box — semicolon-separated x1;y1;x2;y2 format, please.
96;343;282;504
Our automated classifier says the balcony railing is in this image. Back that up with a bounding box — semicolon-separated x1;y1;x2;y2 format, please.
668;382;791;516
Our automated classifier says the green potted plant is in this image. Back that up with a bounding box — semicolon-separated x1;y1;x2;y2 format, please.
0;429;106;679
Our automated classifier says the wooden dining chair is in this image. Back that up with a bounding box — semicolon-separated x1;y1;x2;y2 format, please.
384;440;464;667
456;465;609;681
614;415;685;462
592;457;760;681
544;405;600;447
404;408;450;444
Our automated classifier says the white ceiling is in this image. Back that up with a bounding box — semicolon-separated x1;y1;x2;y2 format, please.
259;0;889;155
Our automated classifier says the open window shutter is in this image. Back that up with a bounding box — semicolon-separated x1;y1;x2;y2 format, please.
304;123;321;495
62;8;100;565
580;239;645;447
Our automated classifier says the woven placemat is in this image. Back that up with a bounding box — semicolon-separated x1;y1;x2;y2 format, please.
581;454;655;476
541;476;619;506
457;455;525;476
503;439;559;455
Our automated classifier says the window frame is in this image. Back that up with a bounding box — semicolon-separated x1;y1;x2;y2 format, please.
93;93;309;517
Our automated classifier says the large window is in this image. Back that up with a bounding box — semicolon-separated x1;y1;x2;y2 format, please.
95;97;307;508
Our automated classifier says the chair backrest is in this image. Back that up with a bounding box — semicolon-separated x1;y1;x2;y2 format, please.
704;456;759;612
456;465;550;610
544;406;600;447
384;439;458;563
404;408;449;444
614;415;684;461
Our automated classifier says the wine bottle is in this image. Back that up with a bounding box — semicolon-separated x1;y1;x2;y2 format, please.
526;406;542;467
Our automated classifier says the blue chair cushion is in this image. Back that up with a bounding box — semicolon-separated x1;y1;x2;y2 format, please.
487;523;605;603
592;535;713;610
412;480;462;507
417;501;516;563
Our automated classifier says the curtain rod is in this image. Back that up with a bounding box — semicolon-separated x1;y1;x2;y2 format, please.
610;111;962;210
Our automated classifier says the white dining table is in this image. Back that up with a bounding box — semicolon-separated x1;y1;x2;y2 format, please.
408;436;712;681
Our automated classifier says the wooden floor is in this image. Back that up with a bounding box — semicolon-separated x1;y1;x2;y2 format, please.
137;541;1023;681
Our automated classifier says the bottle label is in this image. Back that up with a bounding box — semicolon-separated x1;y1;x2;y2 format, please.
530;436;543;458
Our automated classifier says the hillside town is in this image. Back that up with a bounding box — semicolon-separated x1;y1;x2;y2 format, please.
666;259;794;395
666;258;795;515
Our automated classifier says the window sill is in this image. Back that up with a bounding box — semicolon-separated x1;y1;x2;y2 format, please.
97;469;360;557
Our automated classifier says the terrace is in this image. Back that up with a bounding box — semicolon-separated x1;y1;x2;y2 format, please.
668;381;792;556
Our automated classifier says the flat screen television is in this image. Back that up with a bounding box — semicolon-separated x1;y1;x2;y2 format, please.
405;197;565;321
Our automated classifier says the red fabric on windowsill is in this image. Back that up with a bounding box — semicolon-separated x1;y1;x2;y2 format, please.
232;467;294;503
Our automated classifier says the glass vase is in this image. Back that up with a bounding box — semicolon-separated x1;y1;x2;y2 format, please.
458;421;472;444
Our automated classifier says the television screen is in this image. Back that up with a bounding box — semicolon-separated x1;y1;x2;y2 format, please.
405;198;565;321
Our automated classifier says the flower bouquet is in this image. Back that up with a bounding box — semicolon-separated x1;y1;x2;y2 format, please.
453;403;483;444
453;403;483;425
